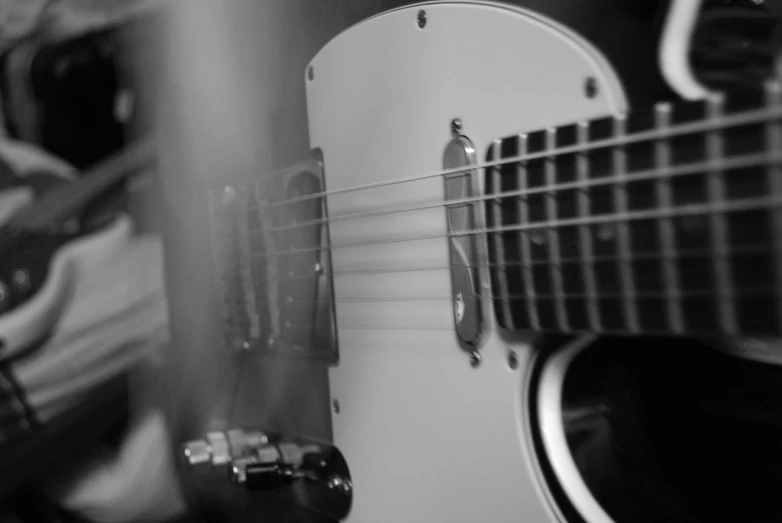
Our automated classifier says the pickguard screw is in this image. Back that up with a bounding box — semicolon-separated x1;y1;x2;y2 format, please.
417;10;427;29
332;398;341;414
267;335;277;348
308;65;314;81
12;269;29;291
450;118;462;135
242;341;251;351
585;77;598;99
507;350;519;370
314;262;324;275
469;351;481;368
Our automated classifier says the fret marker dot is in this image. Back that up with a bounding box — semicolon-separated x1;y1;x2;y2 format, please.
531;231;547;246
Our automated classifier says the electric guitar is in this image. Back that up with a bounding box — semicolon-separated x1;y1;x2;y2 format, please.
0;139;153;361
161;1;782;522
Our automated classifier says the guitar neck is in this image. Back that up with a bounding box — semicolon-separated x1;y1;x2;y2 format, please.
487;82;782;338
9;138;156;231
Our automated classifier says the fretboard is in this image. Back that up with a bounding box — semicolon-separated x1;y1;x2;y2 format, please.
485;82;782;337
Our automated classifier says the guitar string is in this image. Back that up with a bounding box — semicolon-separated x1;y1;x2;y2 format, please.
222;246;774;304
240;287;773;305
4;93;777;240
247;151;779;235
240;100;781;212
254;242;772;282
237;189;782;259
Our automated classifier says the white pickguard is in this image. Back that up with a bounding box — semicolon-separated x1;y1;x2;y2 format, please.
306;3;627;522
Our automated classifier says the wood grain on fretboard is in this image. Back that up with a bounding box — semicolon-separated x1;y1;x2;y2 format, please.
486;83;782;337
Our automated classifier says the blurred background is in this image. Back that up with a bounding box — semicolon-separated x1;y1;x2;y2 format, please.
0;1;344;521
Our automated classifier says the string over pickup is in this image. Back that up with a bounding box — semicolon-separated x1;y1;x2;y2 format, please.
443;133;485;355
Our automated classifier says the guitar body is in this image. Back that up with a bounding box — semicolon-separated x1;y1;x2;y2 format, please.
0;172;132;359
306;4;626;521
160;0;782;522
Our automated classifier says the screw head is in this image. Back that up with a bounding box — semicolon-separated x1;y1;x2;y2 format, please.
332;398;341;414
507;350;519;370
267;335;277;348
469;351;481;368
12;269;30;291
417;10;427;29
584;77;598;99
314;262;324;276
450;118;462;135
307;65;314;81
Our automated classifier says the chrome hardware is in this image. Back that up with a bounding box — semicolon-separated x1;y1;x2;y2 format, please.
417;9;427;29
12;269;30;292
207;151;337;363
328;475;352;494
206;431;230;465
332;398;341;414
183;439;211;465
183;429;270;467
450;118;462;135
443;134;486;356
469;350;481;368
181;428;352;520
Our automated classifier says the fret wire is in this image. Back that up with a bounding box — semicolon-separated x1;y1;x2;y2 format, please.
546;129;569;329
706;94;737;334
247;151;781;235
612;116;639;332
655;103;684;333
516;135;540;328
490;139;513;327
766;80;782;328
248;106;782;212
249;194;782;258
579;122;601;329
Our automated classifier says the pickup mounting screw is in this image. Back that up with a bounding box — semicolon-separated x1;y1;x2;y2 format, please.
332;398;341;414
469;351;481;368
450;118;462;135
12;269;30;291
